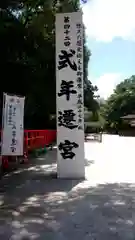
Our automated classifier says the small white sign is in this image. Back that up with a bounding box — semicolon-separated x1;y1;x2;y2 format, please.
56;12;85;178
1;93;25;156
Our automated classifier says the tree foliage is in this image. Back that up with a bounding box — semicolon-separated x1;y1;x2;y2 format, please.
102;75;135;130
0;0;98;129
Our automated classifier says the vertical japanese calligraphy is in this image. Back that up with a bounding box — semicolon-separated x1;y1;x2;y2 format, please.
1;93;25;156
64;16;71;47
76;21;84;130
56;12;85;178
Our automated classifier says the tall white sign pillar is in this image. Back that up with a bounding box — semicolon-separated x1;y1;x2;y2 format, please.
56;12;85;179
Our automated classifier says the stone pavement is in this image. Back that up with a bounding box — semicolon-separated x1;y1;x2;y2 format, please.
0;135;135;239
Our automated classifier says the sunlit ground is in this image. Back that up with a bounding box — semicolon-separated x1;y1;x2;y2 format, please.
85;134;135;184
1;135;135;239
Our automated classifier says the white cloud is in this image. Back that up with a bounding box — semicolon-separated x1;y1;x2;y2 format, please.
82;0;135;42
92;73;123;99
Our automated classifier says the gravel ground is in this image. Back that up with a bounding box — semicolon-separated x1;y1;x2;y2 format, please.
0;135;135;239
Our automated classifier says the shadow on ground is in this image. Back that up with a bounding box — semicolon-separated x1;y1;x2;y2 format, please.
0;149;135;239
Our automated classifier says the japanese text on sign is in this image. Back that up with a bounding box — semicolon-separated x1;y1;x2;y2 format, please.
56;12;84;178
1;93;25;156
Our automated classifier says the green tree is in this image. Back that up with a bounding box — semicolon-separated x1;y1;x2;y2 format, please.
0;0;98;129
102;75;135;131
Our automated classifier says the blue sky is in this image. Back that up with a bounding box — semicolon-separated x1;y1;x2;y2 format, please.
82;0;135;99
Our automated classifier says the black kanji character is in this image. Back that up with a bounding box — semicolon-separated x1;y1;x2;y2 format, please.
58;50;77;71
58;110;78;129
79;118;82;123
64;24;70;29
77;47;82;52
77;71;82;76
77;77;82;83
78;65;81;71
77;83;82;89
65;35;70;41
11;138;17;146
58;80;77;101
8;116;12;125
64;16;70;23
77;98;83;104
76;23;81;28
12;130;16;137
77;34;82;40
11;147;15;152
78;59;82;65
77;93;83;104
78;108;82;113
64;41;70;47
64;29;70;35
12;124;16;130
8;105;12;114
78;93;82;98
77;53;82;58
13;107;16;116
64;35;71;46
58;140;79;159
77;99;83;104
77;40;82;46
